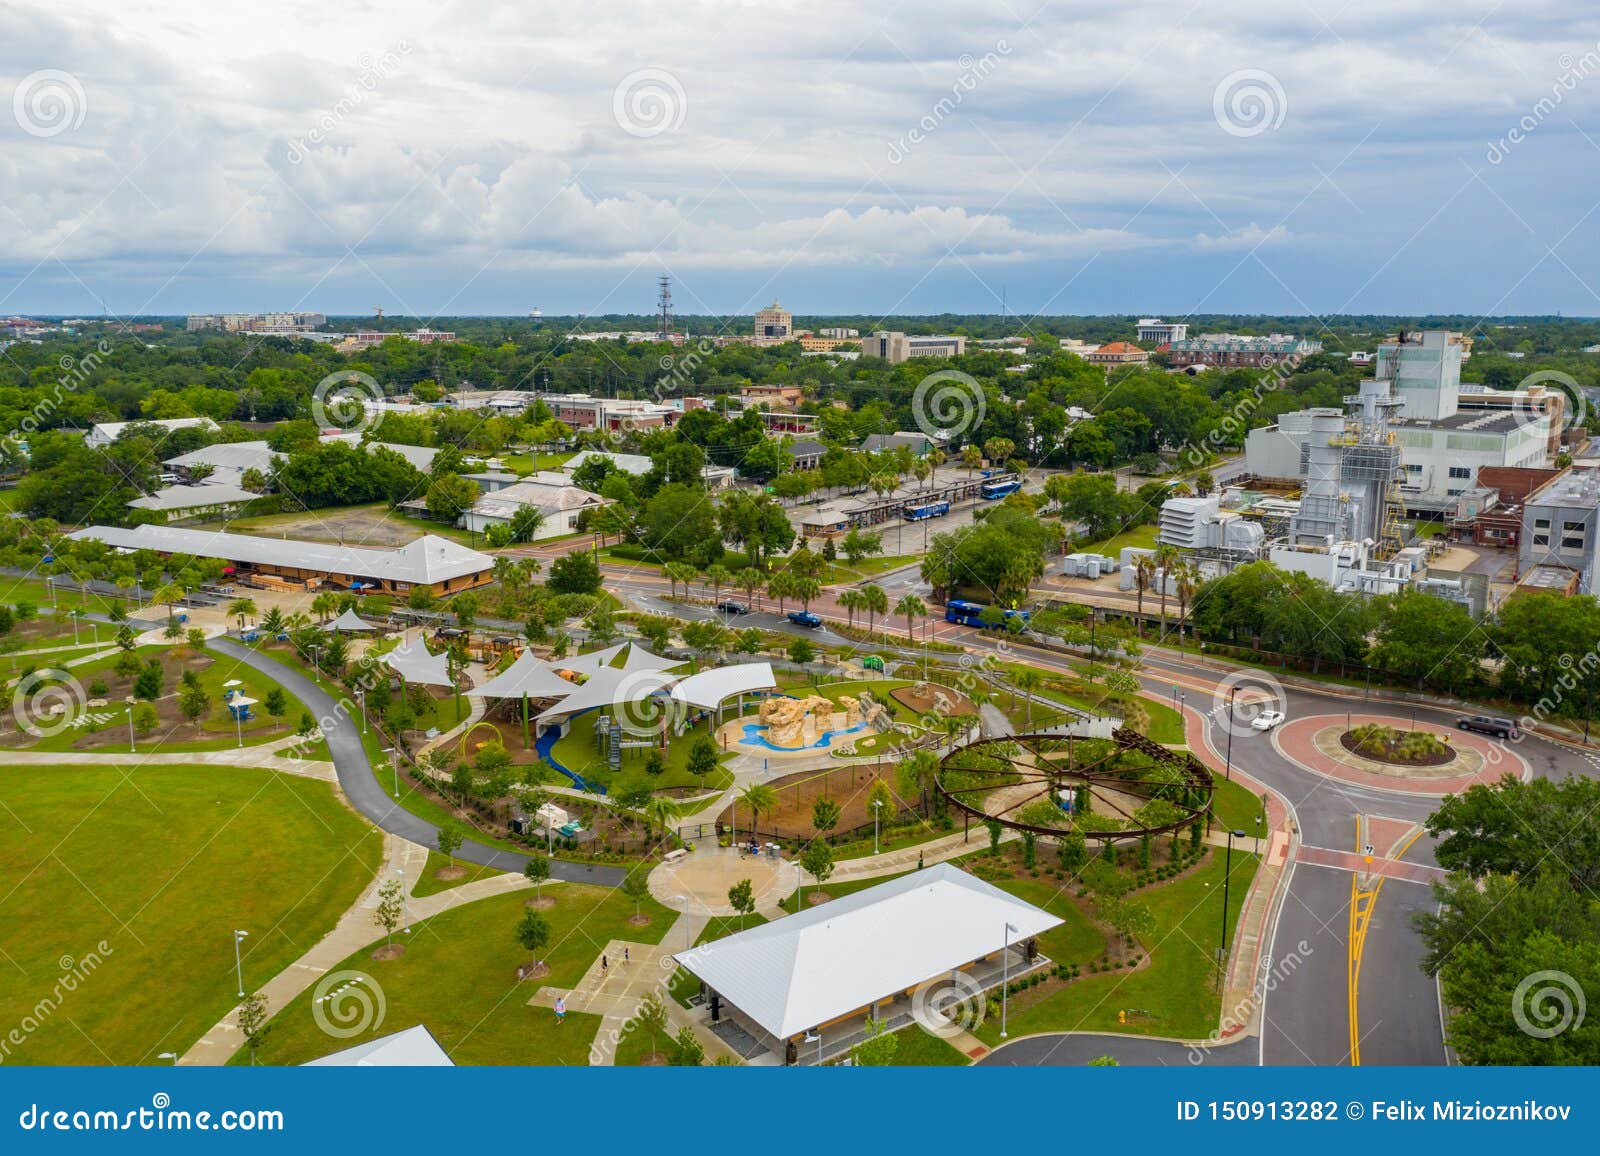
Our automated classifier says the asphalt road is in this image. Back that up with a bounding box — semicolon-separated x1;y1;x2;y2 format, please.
979;1032;1257;1067
211;638;626;887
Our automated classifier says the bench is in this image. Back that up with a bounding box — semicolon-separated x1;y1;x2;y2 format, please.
662;848;690;864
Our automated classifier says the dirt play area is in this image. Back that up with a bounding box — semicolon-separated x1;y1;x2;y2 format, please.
888;680;977;721
716;761;906;840
202;503;431;550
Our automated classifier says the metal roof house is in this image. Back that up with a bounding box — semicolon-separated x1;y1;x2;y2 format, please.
69;524;494;596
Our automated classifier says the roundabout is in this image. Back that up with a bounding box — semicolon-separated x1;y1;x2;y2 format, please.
1271;712;1529;795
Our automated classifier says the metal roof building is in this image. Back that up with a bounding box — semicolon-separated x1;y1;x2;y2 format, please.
68;524;494;596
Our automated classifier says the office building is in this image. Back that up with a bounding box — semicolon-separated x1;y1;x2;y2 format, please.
862;331;967;364
1136;318;1188;345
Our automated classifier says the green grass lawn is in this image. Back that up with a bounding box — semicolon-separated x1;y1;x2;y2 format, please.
973;848;1259;1043
0;575;128;618
1080;524;1159;555
242;884;674;1065
5;642;308;753
502;452;574;475
0;765;381;1064
888;1023;973;1065
1210;777;1267;834
409;851;505;898
781;869;912;913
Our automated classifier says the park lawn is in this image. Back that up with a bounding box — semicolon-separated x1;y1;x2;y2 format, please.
829;819;952;862
502;451;573;475
1210;777;1267;834
817;554;919;585
410;851;506;898
1139;697;1185;744
973;848;1260;1044
888;1024;973;1066
550;711;734;792
243;885;673;1065
0;765;380;1064
1081;524;1159;555
780;870;912;913
0;574;127;618
9;643;306;753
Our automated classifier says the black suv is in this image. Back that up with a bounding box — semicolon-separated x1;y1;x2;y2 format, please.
1457;715;1518;739
716;601;750;616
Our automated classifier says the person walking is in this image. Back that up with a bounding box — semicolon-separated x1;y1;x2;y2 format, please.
623;946;630;964
601;954;609;975
554;996;566;1025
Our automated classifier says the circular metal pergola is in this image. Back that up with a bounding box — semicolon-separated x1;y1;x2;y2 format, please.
934;728;1213;843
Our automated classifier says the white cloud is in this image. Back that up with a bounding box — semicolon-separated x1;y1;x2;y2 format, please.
1193;223;1290;251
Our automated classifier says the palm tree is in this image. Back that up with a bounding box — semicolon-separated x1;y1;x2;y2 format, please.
1014;668;1043;728
861;584;887;632
1173;561;1198;649
793;577;821;613
310;592;336;623
1133;553;1154;638
894;594;926;642
645;796;681;842
961;444;983;480
704;563;732;608
767;572;796;615
227;597;258;632
737;567;765;613
664;562;697;601
740;783;776;840
839;589;862;628
1154;544;1180;639
492;555;516;590
260;607;286;636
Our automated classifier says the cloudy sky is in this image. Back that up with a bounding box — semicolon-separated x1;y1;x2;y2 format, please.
2;0;1599;319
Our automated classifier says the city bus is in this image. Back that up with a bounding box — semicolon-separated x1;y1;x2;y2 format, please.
902;499;951;521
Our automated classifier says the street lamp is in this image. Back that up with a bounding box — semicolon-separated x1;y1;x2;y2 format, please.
232;685;246;749
871;798;883;856
383;747;397;798
125;704;136;753
1000;921;1020;1039
1223;685;1237;782
1217;830;1246;977
357;688;368;734
232;929;250;997
158;1052;179;1066
309;644;321;676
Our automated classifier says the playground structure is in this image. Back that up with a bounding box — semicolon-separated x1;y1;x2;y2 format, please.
934;729;1213;844
458;719;507;760
727;690;894;752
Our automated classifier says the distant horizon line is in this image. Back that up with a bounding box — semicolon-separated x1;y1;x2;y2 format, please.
13;311;1600;323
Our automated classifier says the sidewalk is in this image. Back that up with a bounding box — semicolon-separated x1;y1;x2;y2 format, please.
180;835;528;1064
0;733;339;781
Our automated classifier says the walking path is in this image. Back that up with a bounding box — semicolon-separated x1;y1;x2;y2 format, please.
0;733;338;780
180;833;530;1064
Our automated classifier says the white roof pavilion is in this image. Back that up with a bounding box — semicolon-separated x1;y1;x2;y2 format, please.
468;649;578;701
673;864;1062;1041
671;662;777;710
304;1025;453;1067
382;641;454;689
328;608;377;632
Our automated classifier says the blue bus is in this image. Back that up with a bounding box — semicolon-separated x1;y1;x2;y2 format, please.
980;478;1021;500
944;600;1031;629
903;499;951;521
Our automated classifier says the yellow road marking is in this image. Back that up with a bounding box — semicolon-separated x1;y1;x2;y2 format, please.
1347;820;1425;1064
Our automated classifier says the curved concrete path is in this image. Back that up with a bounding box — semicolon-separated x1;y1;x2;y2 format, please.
210;639;626;887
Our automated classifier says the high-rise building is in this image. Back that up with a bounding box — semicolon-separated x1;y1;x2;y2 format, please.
754;300;793;342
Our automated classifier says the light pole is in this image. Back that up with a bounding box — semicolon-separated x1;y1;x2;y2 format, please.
46;576;55;608
1223;685;1237;782
310;644;321;676
232;929;249;997
395;866;410;933
383;747;396;798
357;688;368;734
158;1052;179;1066
872;799;883;856
1217;830;1245;976
1171;684;1180;712
126;705;135;753
1000;921;1019;1039
233;686;246;749
1254;814;1262;855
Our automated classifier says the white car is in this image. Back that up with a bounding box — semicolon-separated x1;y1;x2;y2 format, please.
1249;710;1285;731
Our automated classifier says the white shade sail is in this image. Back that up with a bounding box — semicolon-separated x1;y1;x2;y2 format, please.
382;641;455;689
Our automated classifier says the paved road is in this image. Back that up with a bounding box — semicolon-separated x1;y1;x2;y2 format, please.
211;639;626;887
